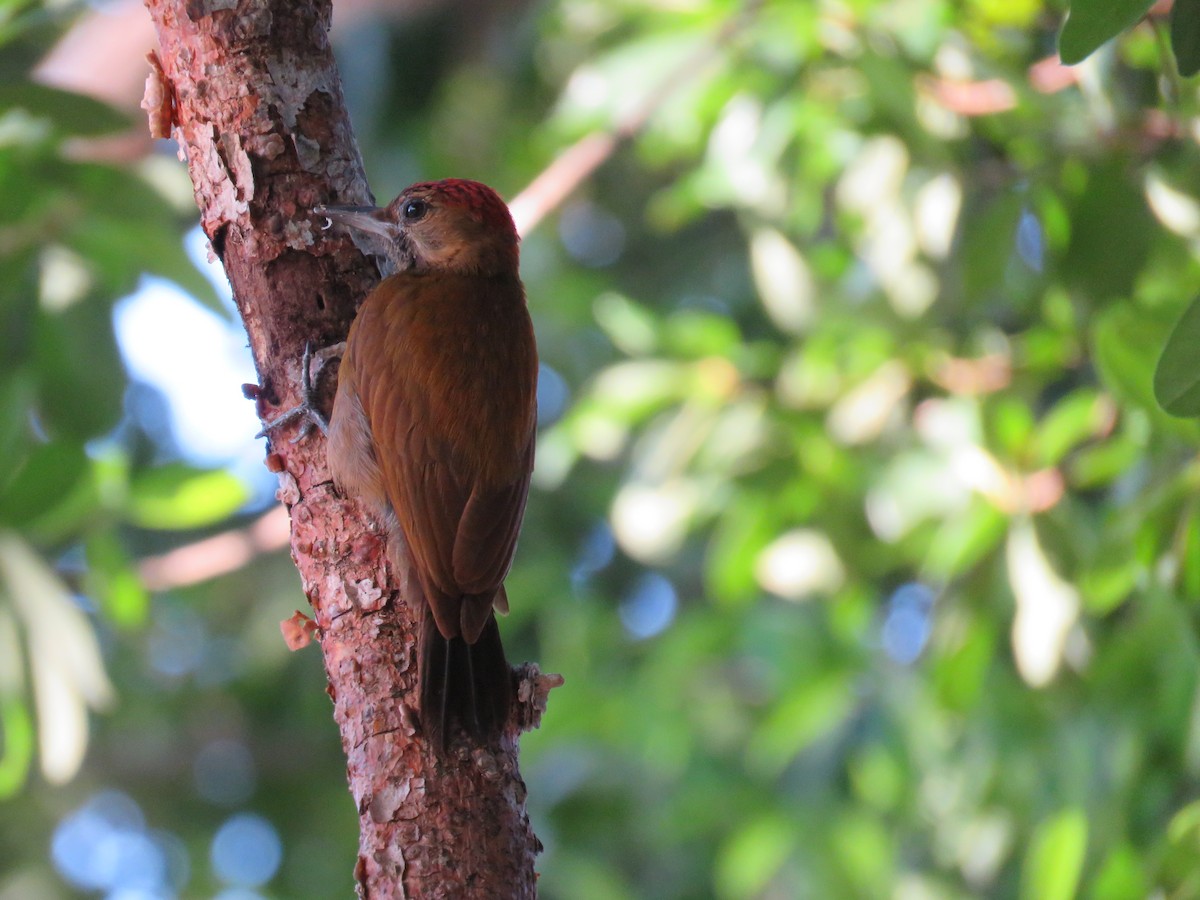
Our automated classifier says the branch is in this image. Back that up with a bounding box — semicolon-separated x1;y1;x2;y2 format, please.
140;2;542;896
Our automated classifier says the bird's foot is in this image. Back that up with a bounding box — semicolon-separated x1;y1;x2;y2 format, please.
256;341;346;443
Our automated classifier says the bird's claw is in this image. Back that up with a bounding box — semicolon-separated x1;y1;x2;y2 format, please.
254;404;325;442
313;205;334;231
256;341;343;443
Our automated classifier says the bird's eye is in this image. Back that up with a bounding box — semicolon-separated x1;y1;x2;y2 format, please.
402;199;429;221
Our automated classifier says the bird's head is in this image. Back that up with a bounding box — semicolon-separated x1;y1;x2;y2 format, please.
316;179;519;277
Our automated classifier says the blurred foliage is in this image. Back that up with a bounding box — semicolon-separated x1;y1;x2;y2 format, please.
6;0;1200;897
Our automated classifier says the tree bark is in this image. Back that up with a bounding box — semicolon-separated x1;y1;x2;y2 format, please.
140;2;548;895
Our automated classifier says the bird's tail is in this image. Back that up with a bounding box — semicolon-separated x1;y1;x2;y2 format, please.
419;603;512;751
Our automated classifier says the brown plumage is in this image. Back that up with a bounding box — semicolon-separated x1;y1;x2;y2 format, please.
320;180;537;749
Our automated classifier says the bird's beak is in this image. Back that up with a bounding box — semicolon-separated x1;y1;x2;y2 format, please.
313;204;396;240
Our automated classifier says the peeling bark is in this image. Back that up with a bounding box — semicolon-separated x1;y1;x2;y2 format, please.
141;1;547;895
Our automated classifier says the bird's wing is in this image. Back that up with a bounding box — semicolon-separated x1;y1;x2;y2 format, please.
352;274;536;640
349;282;460;610
452;440;533;594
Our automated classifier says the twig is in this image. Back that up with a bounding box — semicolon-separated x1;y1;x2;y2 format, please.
137;506;291;591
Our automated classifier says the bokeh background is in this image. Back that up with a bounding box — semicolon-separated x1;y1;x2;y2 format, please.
5;0;1200;897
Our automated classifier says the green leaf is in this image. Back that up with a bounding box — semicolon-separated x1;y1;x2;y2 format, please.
85;532;149;628
0;441;88;528
1059;0;1156;65
32;298;125;440
0;693;33;798
749;672;855;774
832;812;893;896
1033;389;1110;464
924;501;1008;580
715;813;794;900
593;292;659;356
0;372;33;466
1021;809;1088;900
1092;844;1147;900
1064;161;1154;302
858;50;919;138
0;533;115;784
60;164;221;311
1154;294;1200;416
992;395;1036;459
1172;0;1200;76
126;464;248;530
0;1;41;48
581;360;689;424
848;744;905;811
663;310;741;359
1080;557;1138;613
0;247;39;375
932;614;996;712
1167;798;1200;845
704;494;777;606
0;83;130;137
0;606;32;797
1095;303;1177;417
1067;434;1142;487
960;191;1023;306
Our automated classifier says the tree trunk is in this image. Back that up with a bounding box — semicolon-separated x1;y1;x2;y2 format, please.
140;1;548;895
